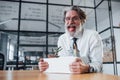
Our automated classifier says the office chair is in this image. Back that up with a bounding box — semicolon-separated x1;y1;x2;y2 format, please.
0;53;4;70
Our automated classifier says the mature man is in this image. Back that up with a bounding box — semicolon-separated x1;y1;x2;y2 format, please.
39;6;103;74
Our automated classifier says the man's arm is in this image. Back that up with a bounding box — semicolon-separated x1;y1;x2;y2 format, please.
88;32;103;72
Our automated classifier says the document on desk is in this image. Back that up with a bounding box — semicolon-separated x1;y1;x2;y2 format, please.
44;56;77;73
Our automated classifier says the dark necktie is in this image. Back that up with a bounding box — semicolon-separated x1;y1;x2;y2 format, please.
73;38;79;57
73;38;77;49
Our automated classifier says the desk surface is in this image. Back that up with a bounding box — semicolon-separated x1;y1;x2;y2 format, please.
0;70;120;80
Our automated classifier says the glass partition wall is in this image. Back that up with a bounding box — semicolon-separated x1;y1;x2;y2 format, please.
0;0;119;75
96;0;120;75
111;0;120;75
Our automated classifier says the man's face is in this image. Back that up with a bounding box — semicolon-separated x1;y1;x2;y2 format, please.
65;10;81;35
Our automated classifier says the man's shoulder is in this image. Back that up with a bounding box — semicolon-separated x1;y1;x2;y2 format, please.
59;33;68;40
84;29;99;35
59;33;66;38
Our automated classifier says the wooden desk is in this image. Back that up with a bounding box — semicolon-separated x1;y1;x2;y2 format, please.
0;70;120;80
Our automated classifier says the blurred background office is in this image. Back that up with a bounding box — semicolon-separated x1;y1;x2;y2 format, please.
0;0;120;75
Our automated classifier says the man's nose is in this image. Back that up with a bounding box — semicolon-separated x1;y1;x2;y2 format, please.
69;18;74;24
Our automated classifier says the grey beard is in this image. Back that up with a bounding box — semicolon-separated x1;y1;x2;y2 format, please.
65;25;82;37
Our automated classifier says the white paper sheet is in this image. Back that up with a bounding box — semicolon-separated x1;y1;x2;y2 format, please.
44;56;77;73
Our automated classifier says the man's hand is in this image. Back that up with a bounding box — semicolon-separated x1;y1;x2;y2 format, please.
69;58;89;74
38;58;49;72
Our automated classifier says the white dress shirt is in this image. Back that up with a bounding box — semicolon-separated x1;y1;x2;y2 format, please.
57;28;103;72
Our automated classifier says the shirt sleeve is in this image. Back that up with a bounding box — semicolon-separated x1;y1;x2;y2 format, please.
88;31;103;72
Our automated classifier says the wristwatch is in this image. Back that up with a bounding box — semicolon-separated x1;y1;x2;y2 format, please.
89;65;94;72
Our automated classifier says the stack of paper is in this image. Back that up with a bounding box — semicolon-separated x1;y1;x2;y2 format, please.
44;57;77;73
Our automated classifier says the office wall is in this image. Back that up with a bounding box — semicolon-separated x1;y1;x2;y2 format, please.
96;0;120;75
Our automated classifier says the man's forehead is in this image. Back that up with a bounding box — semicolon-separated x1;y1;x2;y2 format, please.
65;10;79;17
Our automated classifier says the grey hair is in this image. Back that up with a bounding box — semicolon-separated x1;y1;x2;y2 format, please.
63;6;86;25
